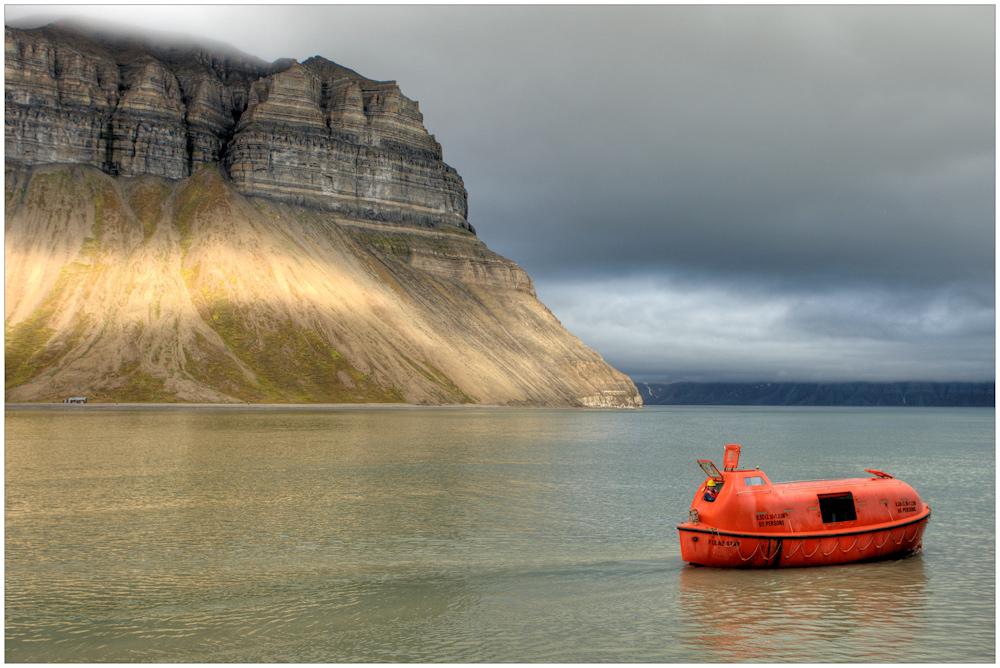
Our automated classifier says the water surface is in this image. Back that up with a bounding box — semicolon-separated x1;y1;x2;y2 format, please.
5;406;994;662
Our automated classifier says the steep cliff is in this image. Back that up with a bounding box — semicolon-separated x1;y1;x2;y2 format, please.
5;23;641;407
5;22;470;231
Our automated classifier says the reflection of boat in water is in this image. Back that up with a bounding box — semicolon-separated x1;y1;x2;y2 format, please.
676;557;929;662
677;444;930;568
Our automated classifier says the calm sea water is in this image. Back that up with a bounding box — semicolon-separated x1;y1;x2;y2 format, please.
5;405;994;662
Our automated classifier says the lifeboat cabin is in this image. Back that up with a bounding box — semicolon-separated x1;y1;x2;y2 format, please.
677;444;930;568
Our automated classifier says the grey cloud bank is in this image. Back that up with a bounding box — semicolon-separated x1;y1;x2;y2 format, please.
5;5;994;383
539;277;993;383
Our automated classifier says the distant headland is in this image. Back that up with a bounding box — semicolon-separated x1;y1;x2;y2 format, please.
635;381;994;407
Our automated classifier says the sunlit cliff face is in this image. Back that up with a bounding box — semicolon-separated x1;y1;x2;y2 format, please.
4;163;641;407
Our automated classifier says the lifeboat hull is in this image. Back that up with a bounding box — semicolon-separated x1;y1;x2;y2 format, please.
678;445;931;569
678;510;929;568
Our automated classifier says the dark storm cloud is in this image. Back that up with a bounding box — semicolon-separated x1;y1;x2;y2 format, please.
442;5;994;289
5;5;994;381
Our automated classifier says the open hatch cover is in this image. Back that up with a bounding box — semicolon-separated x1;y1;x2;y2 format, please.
698;459;723;480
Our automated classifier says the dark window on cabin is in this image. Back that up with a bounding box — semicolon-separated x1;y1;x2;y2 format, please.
818;493;857;523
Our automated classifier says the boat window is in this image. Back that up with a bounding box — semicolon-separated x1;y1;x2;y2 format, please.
743;476;766;486
818;493;857;523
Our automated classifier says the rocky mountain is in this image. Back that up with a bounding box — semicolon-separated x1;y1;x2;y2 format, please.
4;23;641;407
5;22;469;230
636;381;994;407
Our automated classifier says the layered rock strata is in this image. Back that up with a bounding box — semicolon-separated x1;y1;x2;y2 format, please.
5;23;470;231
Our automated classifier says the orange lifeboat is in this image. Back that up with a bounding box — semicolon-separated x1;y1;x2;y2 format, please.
677;444;930;568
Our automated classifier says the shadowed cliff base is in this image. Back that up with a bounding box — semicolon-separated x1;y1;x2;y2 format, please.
636;381;994;407
5;163;640;407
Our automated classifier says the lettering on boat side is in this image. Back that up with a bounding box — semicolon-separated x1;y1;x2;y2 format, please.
896;500;917;514
756;511;788;527
708;538;741;547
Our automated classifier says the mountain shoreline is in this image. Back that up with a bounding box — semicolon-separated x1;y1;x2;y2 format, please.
3;402;562;411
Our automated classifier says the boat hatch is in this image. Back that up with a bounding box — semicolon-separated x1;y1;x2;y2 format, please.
723;444;741;471
818;492;857;523
698;459;723;480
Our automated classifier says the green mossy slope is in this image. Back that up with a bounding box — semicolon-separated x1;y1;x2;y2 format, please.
4;163;641;407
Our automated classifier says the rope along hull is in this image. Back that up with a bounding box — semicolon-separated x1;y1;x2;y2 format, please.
678;510;929;568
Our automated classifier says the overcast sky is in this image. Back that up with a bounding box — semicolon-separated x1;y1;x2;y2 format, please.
6;4;995;383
